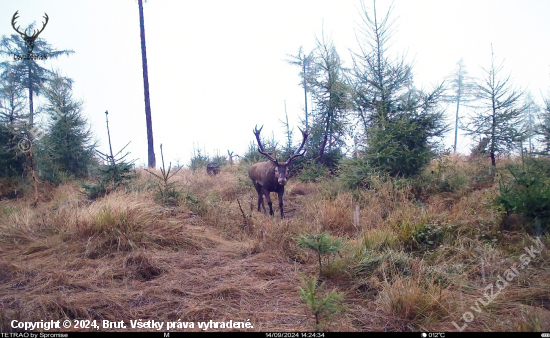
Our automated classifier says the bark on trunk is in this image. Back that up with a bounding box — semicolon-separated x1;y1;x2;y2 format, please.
139;0;156;168
28;65;33;126
303;62;308;131
454;95;460;153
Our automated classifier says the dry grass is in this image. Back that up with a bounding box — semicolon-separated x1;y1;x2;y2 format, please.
1;156;549;332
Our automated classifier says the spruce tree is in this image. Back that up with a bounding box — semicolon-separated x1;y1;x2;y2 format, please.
286;47;315;131
445;59;476;153
519;92;540;154
307;32;352;166
39;72;95;180
0;68;27;177
0;24;74;199
347;0;447;179
463;46;525;166
0;25;74;128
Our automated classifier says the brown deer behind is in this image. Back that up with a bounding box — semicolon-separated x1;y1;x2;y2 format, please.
248;125;308;219
207;162;220;175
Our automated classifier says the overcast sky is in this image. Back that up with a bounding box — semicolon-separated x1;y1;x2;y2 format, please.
1;0;549;167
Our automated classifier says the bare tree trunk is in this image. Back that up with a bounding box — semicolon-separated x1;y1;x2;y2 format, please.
25;66;38;203
491;112;497;167
138;0;156;168
28;65;34;126
27;65;39;177
303;62;308;131
24;133;39;206
529;106;533;154
31;165;39;206
318;114;331;163
454;95;460;153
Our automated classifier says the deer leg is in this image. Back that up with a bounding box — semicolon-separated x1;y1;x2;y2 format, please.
255;185;266;213
264;190;274;216
258;192;266;213
278;191;284;219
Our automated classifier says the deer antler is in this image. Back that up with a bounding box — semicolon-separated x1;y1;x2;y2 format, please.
253;125;278;164
284;127;309;165
11;11;25;36
31;13;49;39
11;11;49;39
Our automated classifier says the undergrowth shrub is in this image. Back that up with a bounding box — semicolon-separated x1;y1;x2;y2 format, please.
297;232;343;275
0;176;25;199
145;146;183;206
496;157;550;233
411;222;446;248
81;160;136;200
188;148;210;171
315;150;343;173
337;156;374;189
211;154;229;167
393;219;454;251
423;154;469;193
182;190;207;216
298;275;344;330
297;159;328;183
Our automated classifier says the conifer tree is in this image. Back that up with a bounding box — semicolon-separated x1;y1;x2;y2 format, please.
286;47;315;131
0;24;73;194
307;32;352;165
520;92;540;154
347;0;447;178
39;72;95;180
463;46;525;166
445;59;476;153
0;69;27;177
0;24;74;128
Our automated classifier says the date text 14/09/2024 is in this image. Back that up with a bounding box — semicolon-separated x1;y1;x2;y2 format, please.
265;334;325;338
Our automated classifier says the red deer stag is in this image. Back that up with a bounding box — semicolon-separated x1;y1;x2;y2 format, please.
248;125;308;219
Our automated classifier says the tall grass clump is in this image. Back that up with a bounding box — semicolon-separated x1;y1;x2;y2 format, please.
378;275;451;327
77;200;151;258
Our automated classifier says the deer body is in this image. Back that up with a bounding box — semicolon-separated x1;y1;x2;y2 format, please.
249;161;287;218
248;125;308;219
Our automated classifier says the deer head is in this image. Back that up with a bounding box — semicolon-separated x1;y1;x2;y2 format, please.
253;125;308;186
12;11;49;54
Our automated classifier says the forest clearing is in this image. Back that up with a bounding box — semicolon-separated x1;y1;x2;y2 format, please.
1;154;549;332
1;0;550;332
